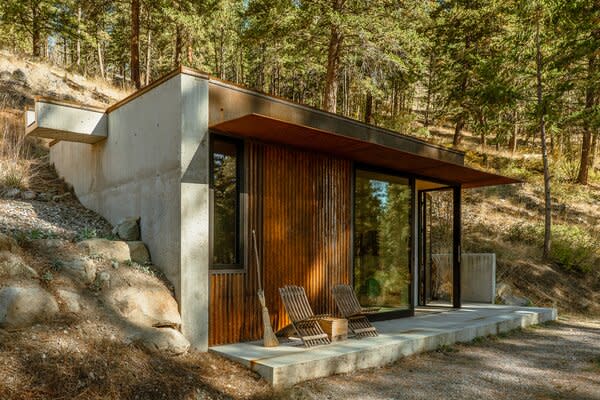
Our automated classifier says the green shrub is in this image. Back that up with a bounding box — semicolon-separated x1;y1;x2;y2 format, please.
550;225;598;273
505;223;543;246
76;227;97;241
506;222;598;273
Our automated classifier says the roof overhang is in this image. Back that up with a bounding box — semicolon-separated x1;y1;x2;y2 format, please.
211;114;520;188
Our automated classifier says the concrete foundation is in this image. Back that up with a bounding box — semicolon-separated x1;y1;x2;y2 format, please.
210;304;557;388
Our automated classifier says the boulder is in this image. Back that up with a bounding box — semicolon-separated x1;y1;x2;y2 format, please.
62;258;97;284
94;271;111;290
0;251;38;278
4;188;20;199
106;286;181;328
496;282;512;298
127;241;150;264
56;289;82;313
37;192;53;202
0;287;59;328
496;282;530;306
77;239;130;262
0;233;19;253
135;327;190;355
114;217;140;241
21;190;36;200
503;294;531;307
52;193;71;202
32;238;68;250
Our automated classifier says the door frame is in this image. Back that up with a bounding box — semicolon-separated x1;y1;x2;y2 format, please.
417;186;462;308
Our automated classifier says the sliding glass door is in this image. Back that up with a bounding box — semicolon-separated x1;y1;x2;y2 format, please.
354;169;412;315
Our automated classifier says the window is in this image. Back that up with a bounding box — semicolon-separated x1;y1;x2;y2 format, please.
210;135;242;269
354;169;411;311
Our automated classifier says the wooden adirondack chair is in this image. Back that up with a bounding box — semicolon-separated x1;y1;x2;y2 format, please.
278;285;331;348
332;284;378;338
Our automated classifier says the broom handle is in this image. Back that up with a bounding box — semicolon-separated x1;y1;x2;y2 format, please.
252;229;263;292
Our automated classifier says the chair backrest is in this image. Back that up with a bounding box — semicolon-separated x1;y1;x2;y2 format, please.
333;284;363;317
279;285;315;322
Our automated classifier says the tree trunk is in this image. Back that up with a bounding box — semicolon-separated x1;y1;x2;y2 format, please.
509;109;518;154
365;92;373;124
453;116;465;147
323;2;344;113
424;52;434;127
31;3;41;57
130;0;141;89
576;55;596;185
174;24;182;67
536;12;551;260
145;29;151;86
97;36;105;79
76;6;81;67
591;129;598;168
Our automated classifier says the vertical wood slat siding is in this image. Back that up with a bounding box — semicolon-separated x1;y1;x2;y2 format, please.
209;141;352;345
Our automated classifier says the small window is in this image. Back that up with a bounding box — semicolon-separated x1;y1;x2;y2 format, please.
210;135;242;269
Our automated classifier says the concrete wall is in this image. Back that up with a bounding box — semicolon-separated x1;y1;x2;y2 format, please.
431;253;496;304
51;75;182;285
51;73;210;350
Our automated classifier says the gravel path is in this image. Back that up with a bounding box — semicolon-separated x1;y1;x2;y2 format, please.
278;317;600;400
0;198;112;240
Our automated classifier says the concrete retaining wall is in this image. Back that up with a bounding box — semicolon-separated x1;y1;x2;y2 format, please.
50;74;212;350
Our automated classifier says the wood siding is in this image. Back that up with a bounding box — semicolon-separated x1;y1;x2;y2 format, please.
209;141;352;345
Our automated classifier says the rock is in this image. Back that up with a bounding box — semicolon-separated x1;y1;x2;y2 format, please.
11;69;28;85
127;241;150;264
496;282;512;298
94;271;111;290
21;190;36;200
0;287;59;328
135;327;190;355
0;233;19;253
77;239;130;262
62;258;97;284
56;289;82;313
32;238;68;250
0;251;38;278
496;282;530;306
4;188;20;199
52;193;71;202
106;286;181;328
37;192;53;202
503;294;531;307
113;217;140;241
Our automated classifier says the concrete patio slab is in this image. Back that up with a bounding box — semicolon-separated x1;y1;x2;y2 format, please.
210;304;557;388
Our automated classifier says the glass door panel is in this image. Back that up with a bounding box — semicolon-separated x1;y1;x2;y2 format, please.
354;169;411;311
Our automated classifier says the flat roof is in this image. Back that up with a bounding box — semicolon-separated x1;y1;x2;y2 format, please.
29;66;520;188
212;114;520;188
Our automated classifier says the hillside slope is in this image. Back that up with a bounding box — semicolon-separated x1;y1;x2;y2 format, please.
0;51;597;398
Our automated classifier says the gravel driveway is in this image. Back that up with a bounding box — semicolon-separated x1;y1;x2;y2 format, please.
276;316;600;400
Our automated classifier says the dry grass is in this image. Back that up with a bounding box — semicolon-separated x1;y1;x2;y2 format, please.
0;107;41;190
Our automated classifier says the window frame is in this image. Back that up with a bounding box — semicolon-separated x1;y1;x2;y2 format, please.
209;133;245;272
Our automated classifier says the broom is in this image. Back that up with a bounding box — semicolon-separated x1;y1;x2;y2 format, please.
252;229;279;347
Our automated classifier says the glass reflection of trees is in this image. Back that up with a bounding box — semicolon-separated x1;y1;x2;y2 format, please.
212;139;239;266
354;170;411;309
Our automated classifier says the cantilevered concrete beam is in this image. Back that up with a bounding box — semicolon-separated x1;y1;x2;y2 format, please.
26;99;107;144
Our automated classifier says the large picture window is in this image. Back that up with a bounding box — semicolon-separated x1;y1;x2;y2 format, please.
354;169;411;311
210;135;242;269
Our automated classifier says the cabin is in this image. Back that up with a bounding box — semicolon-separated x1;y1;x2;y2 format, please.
25;66;522;355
